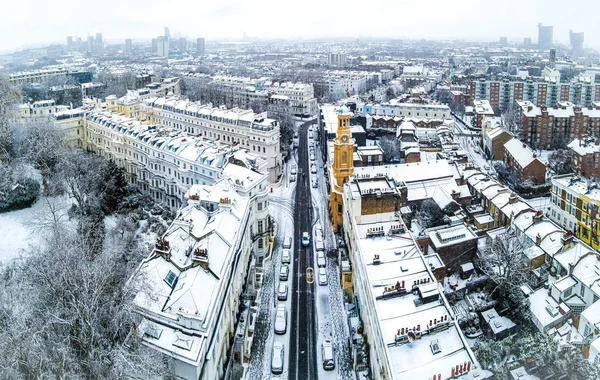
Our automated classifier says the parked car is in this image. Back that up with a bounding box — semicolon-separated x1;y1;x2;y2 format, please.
322;341;335;370
290;174;296;182
281;249;291;264
318;267;327;286
291;164;297;175
271;341;284;374
278;283;288;301
310;153;315;161
315;236;324;252
283;235;292;249
280;265;289;281
310;164;317;174
274;304;287;334
317;251;326;267
312;179;318;188
302;232;310;246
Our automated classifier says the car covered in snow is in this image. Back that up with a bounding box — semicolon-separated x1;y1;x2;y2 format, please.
322;341;335;370
271;341;284;374
278;283;288;301
281;249;291;264
310;164;317;174
317;251;326;267
280;265;289;281
318;267;327;286
274;304;287;335
283;235;292;249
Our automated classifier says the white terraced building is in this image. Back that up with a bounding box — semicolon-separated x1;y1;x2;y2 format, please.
133;164;270;379
184;74;318;118
86;111;267;210
139;96;282;182
342;175;489;380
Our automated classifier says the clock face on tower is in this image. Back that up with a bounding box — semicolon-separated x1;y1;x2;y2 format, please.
341;135;348;143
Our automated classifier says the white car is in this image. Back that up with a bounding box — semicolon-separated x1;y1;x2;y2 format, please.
317;251;326;267
315;236;324;252
281;249;291;264
274;304;287;335
283;235;292;249
310;164;317;174
312;179;318;188
290;164;297;175
322;341;335;370
302;232;310;247
271;341;284;374
278;283;288;301
290;174;296;183
318;268;327;286
310;153;315;161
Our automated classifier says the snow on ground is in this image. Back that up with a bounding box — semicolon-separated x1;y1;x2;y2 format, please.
526;197;550;213
309;135;355;380
0;194;72;264
247;155;296;380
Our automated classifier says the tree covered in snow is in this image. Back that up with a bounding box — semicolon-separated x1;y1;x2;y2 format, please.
378;135;401;163
548;149;576;175
477;227;530;295
501;103;523;139
0;163;40;212
0;213;171;378
416;199;446;229
0;74;22;159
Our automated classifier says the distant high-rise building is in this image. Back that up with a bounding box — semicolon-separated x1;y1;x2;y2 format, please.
538;23;553;50
157;36;169;58
549;48;556;68
197;37;205;56
152;38;158;53
66;36;73;52
76;37;83;53
87;36;95;53
95;33;103;54
328;53;347;67
164;26;171;40
499;37;507;46
523;37;532;47
125;39;133;54
570;30;584;57
178;38;187;52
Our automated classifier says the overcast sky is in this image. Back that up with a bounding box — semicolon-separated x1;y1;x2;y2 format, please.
1;0;597;52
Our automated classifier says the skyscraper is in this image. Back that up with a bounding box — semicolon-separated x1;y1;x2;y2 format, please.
87;36;95;54
499;37;507;46
125;39;133;54
538;23;553;50
157;36;169;58
178;38;187;52
95;33;103;54
523;37;532;47
66;36;73;52
549;48;556;69
164;26;171;40
197;37;205;56
152;38;158;53
570;30;584;57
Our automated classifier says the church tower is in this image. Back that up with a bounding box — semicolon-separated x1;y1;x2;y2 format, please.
329;110;354;232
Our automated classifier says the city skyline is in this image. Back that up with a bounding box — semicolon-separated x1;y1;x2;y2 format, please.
0;0;596;53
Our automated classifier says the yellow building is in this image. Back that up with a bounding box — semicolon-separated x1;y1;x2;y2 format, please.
329;111;355;232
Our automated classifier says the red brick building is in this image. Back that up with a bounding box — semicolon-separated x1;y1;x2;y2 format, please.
504;138;547;184
519;101;600;149
568;137;600;179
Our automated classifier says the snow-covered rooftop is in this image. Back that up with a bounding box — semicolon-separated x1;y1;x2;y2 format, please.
504;138;539;168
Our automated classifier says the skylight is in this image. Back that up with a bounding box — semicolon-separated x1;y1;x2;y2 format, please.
164;270;177;288
173;334;193;351
430;339;442;355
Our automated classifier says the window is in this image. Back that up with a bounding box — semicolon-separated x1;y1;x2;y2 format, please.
258;220;263;234
257;202;263;211
580;285;586;298
164;270;177;288
342;151;347;165
258;238;264;249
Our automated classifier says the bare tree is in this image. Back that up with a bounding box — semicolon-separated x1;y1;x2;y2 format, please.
502;103;523;138
378;135;401;163
0;75;22;159
477;227;530;295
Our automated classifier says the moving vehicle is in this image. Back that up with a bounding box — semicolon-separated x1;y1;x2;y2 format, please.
302;232;310;247
281;249;291;264
322;341;335;370
271;341;284;374
318;267;327;286
280;265;289;281
274;304;287;335
317;251;326;267
278;283;288;301
283;235;292;249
